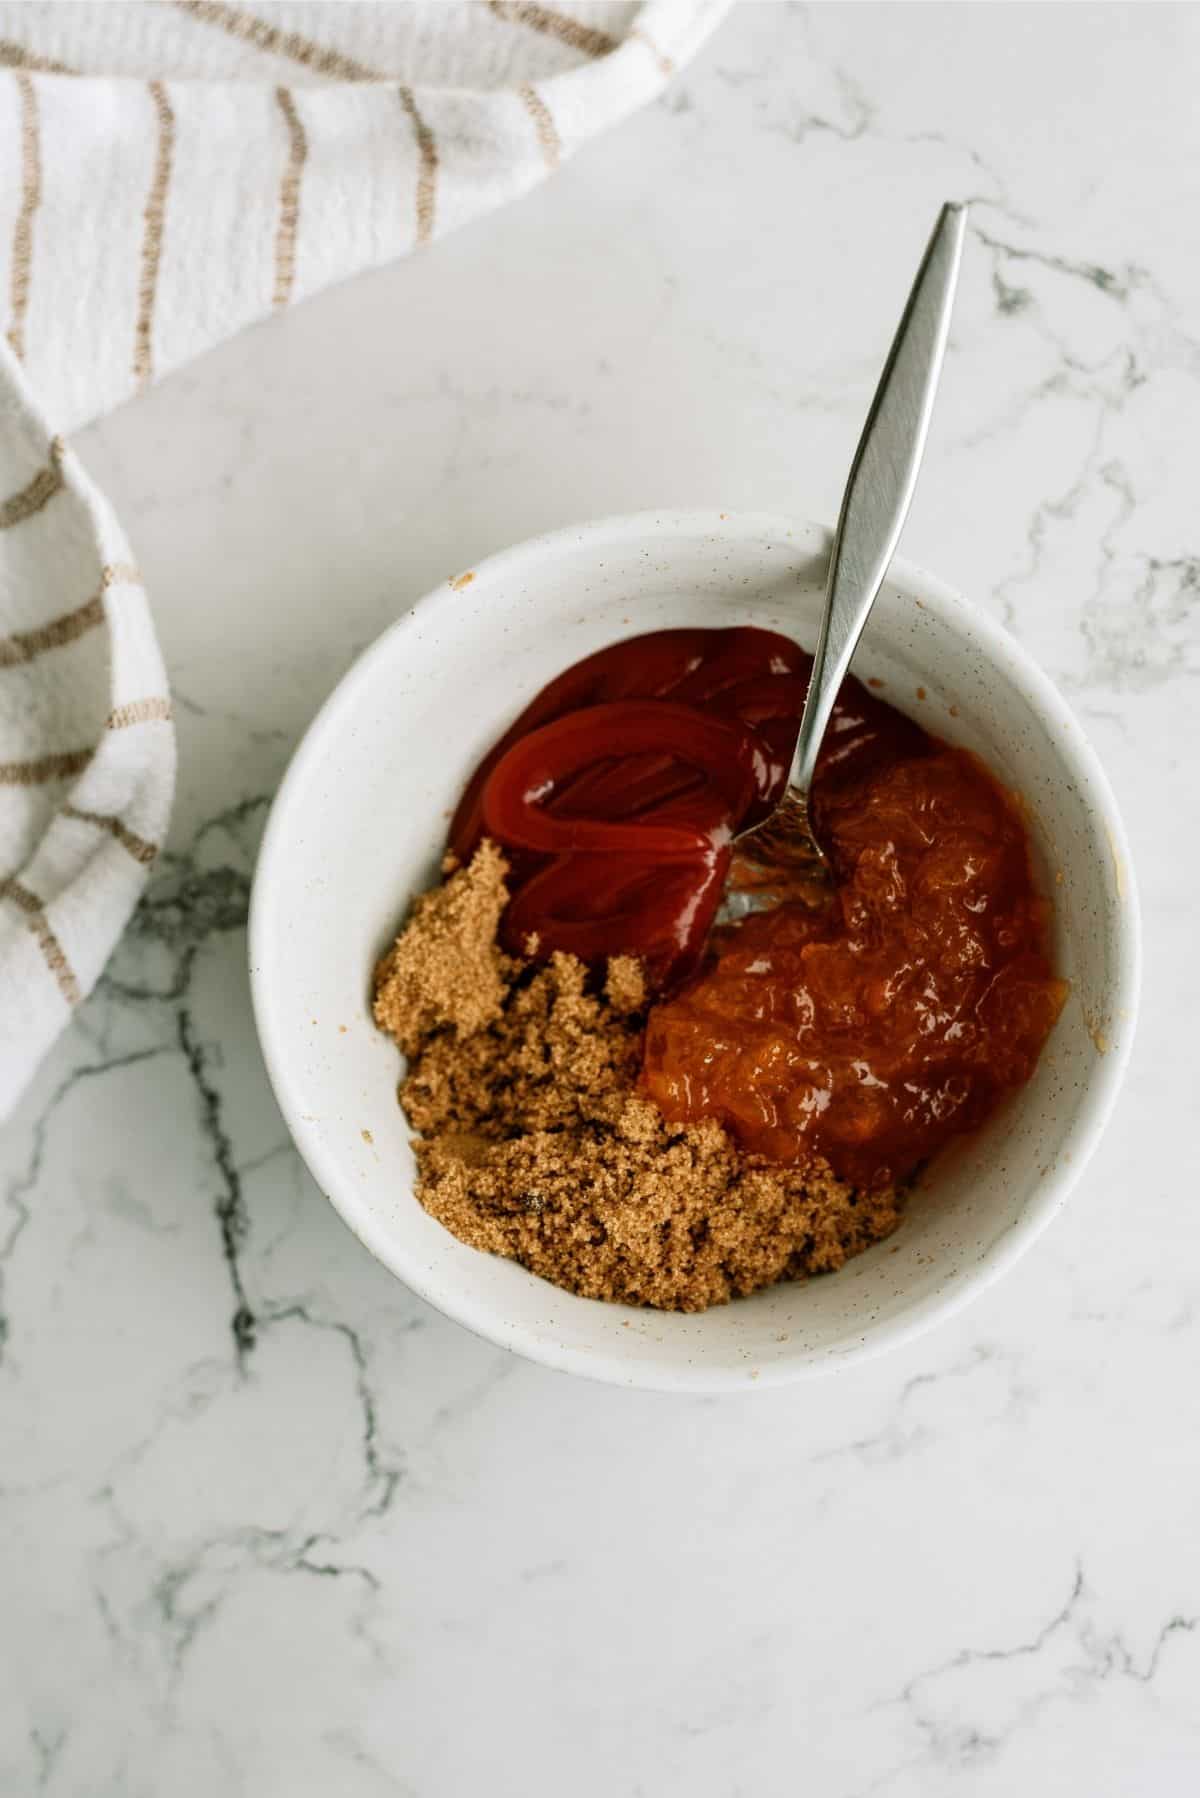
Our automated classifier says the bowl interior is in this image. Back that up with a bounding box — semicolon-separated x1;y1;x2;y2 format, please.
250;513;1138;1390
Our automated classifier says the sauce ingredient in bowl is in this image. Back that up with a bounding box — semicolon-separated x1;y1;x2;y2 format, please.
450;626;901;985
645;738;1067;1189
373;846;901;1311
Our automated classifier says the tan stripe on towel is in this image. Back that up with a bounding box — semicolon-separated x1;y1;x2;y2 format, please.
486;1;617;59
173;0;385;82
7;70;42;362
0;436;63;528
398;87;438;246
629;26;675;76
107;696;173;730
61;805;159;867
0;594;102;668
100;561;142;589
517;84;561;169
0;748;92;786
0;40;73;75
0;876;81;1005
0;563;140;669
134;81;176;387
273;87;307;308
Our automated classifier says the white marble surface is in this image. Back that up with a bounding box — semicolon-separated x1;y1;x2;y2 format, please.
3;4;1199;1792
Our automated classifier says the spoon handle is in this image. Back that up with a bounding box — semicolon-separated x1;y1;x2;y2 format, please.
788;200;968;796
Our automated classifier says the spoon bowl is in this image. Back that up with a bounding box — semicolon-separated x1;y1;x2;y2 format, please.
249;509;1140;1391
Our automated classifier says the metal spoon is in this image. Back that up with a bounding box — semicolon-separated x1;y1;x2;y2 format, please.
732;201;968;899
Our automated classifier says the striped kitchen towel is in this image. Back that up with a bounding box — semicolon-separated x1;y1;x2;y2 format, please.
0;0;727;1116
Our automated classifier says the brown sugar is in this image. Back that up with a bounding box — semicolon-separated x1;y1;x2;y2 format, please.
373;840;513;1056
373;846;904;1312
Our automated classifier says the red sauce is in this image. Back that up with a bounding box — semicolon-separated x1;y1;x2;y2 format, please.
453;627;1067;1188
453;626;871;983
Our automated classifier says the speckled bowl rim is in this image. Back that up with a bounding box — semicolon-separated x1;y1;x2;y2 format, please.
249;510;1141;1392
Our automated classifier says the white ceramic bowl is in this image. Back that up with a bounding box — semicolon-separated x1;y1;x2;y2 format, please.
249;512;1140;1391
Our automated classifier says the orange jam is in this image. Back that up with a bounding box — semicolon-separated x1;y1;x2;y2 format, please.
643;739;1068;1189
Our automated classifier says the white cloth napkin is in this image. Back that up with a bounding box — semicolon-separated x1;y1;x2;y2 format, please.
0;0;727;1116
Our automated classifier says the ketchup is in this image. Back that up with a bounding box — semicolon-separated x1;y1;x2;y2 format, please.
451;627;1066;1187
450;627;914;983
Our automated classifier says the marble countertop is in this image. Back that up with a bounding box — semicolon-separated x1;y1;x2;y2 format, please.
4;5;1198;1793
